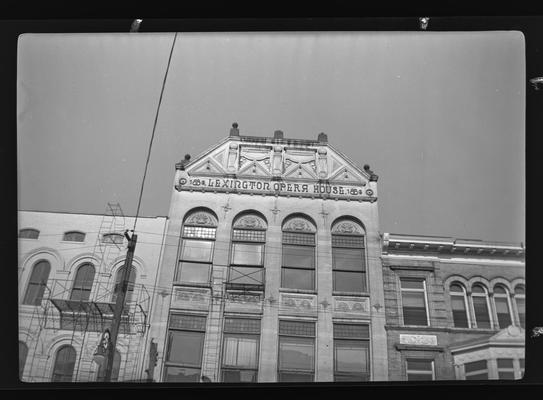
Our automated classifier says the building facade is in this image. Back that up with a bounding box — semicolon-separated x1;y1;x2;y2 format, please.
18;209;168;382
18;127;525;383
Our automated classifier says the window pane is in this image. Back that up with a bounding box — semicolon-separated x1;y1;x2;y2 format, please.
164;366;200;382
407;373;434;381
178;262;210;284
281;268;314;291
332;235;364;248
19;229;39;239
450;284;464;293
223;336;259;368
514;285;525;295
222;369;257;382
465;360;487;373
335;373;369;381
495;298;512;328
400;279;424;290
167;331;204;366
333;271;366;292
407;359;433;372
335;341;368;373
64;232;85;242
231;243;263;266
112;267;136;304
279;321;315;336
332;248;365;271
282;245;315;269
516;298;525;328
283;232;315;246
402;292;428;326
224;318;261;334
334;324;370;339
181;240;213;262
473;297;491;328
229;266;264;285
451;296;469;328
279;337;314;370
494;286;507;294
497;359;514;368
232;229;266;242
466;373;488;380
498;372;515;380
169;314;206;331
70;264;95;301
183;226;216;239
278;372;314;382
472;285;486;294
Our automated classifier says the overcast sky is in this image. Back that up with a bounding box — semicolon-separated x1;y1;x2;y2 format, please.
17;31;525;243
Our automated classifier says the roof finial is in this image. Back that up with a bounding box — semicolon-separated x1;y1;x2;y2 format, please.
230;122;239;136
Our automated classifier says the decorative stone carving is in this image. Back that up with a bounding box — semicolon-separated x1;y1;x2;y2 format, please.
227;142;238;173
331;220;364;235
279;293;317;315
272;146;283;176
184;211;218;227
282;217;317;233
171;287;211;310
233;214;267;230
399;334;438;346
333;296;370;315
224;291;263;313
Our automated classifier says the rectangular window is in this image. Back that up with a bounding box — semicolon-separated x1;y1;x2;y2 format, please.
464;360;488;380
164;314;206;382
229;229;265;288
401;278;429;326
221;318;260;382
176;227;216;285
451;296;469;328
495;298;512;328
333;324;370;381
332;235;366;293
278;320;315;382
282;232;315;291
497;358;515;380
406;359;434;381
472;296;491;329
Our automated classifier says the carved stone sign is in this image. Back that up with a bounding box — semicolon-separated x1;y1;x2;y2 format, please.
333;296;370;316
171;287;211;311
399;334;438;346
279;293;318;315
224;291;264;314
176;174;372;200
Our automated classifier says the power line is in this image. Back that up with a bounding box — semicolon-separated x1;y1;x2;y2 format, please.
133;32;178;233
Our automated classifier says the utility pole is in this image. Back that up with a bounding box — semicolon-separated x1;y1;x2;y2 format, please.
103;230;137;382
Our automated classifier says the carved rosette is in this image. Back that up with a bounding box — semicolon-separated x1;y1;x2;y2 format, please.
171;287;211;310
224;291;264;313
279;293;317;316
282;216;317;233
184;211;218;227
333;296;370;316
233;214;267;230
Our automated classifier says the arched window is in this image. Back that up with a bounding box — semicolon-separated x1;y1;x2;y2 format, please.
97;350;121;382
19;228;40;239
70;263;96;301
331;218;366;293
19;341;28;379
471;284;491;329
228;212;267;289
281;215;316;291
493;285;513;328
23;260;51;305
450;283;470;328
112;266;136;305
52;345;76;382
514;285;525;328
176;209;218;285
63;231;86;242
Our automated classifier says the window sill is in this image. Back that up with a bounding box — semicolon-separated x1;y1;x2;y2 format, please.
279;288;317;295
173;282;212;289
333;291;369;297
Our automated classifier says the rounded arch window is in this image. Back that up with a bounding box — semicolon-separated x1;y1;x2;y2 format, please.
471;284;491;329
52;345;76;382
493;284;513;329
112;265;136;305
514;284;525;328
450;282;470;328
281;215;317;291
331;218;366;293
177;209;218;285
228;212;268;288
23;260;51;305
70;263;95;302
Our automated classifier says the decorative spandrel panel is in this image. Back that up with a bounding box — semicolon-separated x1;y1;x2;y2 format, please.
224;291;264;314
279;292;318;316
333;296;370;317
171;287;211;311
